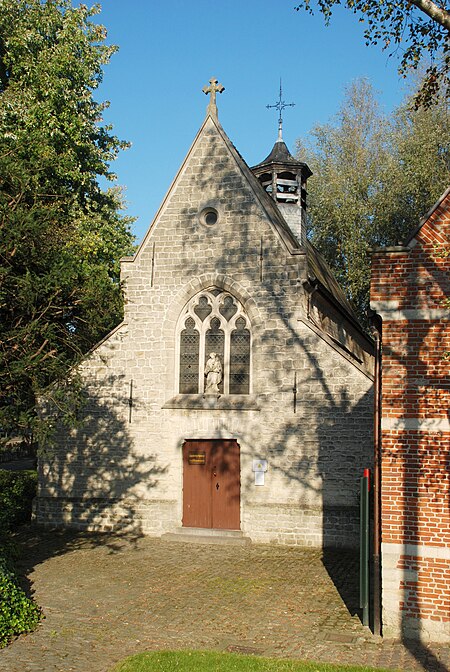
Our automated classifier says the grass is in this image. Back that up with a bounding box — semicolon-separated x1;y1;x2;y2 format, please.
111;650;398;672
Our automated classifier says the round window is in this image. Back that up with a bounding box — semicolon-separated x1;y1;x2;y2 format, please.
205;210;218;225
200;207;219;227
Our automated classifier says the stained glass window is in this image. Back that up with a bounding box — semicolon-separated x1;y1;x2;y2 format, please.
230;317;250;394
179;317;199;393
219;295;237;321
194;296;212;322
178;291;251;395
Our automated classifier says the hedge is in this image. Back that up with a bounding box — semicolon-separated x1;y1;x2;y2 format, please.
0;470;37;533
0;469;41;647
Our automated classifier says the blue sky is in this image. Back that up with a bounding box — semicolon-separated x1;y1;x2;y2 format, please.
95;0;411;243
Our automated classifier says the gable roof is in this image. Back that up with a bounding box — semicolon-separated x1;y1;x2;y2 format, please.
207;116;361;322
129;111;364;332
206;115;301;252
304;240;360;323
404;186;450;246
131;111;302;260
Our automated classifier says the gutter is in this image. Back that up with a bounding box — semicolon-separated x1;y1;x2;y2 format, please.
370;310;382;637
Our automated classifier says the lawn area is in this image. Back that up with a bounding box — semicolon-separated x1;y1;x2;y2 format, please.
111;650;398;672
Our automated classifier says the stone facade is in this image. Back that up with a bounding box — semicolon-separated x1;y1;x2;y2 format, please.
371;188;450;643
36;108;374;549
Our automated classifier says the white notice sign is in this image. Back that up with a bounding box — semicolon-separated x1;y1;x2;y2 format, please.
252;459;268;472
255;471;265;486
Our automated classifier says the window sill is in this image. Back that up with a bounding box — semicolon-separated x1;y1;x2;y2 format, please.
162;394;260;411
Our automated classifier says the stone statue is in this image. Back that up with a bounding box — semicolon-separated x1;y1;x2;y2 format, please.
204;352;222;394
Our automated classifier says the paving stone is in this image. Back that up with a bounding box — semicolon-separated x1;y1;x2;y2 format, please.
0;528;448;672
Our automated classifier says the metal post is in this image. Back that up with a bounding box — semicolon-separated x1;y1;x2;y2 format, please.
260;237;263;282
293;371;297;413
360;469;370;628
151;243;156;287
128;379;133;423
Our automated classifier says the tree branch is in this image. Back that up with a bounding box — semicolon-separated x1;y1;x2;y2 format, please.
408;0;450;32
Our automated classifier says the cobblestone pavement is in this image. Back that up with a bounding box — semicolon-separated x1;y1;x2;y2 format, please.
0;529;448;672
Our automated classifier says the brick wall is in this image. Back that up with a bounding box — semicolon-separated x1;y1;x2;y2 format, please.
371;189;450;642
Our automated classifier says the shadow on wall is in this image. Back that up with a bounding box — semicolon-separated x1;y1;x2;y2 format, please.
30;123;374;627
392;252;448;669
37;373;168;535
201;383;373;623
170;128;374;620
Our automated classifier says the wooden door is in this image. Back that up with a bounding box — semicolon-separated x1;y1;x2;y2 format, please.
182;439;240;530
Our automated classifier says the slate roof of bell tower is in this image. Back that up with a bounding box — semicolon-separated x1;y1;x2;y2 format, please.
252;138;312;177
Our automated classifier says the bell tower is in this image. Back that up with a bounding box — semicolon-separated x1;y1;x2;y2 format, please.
251;83;312;245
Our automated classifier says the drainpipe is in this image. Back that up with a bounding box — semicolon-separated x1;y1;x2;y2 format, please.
371;314;382;636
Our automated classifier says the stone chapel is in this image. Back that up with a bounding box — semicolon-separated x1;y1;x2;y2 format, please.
36;80;374;547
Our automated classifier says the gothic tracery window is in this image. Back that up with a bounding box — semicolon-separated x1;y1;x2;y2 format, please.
230;317;250;394
179;317;199;394
178;290;251;395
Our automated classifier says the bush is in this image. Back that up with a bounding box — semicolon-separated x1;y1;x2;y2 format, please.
0;556;40;647
0;469;40;647
0;470;37;533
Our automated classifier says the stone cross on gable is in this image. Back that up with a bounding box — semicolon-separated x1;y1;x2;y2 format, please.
203;77;225;116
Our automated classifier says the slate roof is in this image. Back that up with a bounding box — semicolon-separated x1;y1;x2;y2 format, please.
252;138;312;177
304;240;360;324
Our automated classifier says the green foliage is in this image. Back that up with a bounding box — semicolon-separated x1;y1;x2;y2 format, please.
0;470;40;648
112;650;395;672
297;79;388;321
294;0;450;108
0;555;40;647
0;470;37;533
0;1;135;443
380;95;450;235
297;78;449;325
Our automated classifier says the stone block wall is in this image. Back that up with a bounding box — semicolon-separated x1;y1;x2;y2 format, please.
37;115;374;550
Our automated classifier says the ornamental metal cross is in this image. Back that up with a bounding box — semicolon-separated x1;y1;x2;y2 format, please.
203;77;225;116
267;79;295;139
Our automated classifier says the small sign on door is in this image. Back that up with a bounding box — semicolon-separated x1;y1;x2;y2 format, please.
188;451;206;465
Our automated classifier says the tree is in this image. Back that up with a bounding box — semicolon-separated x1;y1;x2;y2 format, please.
297;79;392;321
382;91;450;232
0;1;135;445
297;78;449;324
294;0;450;108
